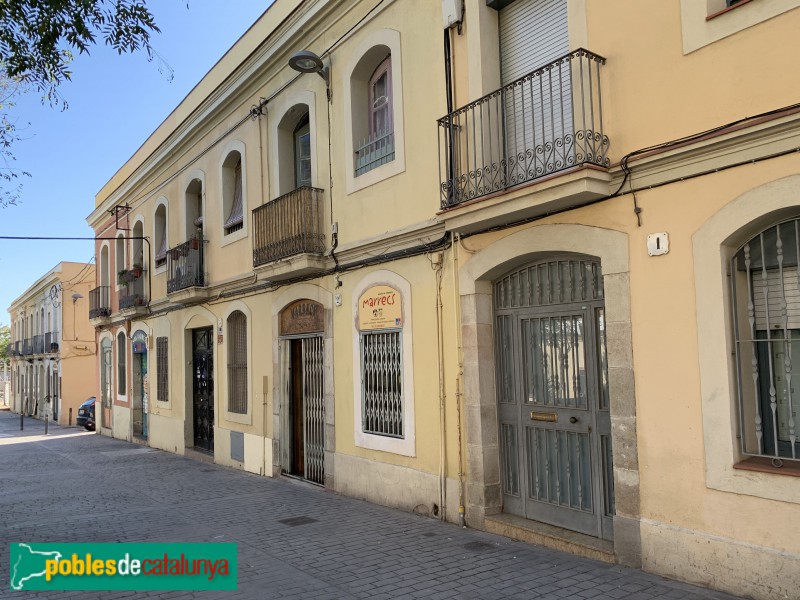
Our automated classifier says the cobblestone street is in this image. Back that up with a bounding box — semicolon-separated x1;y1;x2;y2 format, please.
0;409;744;600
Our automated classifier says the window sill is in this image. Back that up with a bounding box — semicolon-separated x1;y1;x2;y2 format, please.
707;0;755;20
733;456;800;477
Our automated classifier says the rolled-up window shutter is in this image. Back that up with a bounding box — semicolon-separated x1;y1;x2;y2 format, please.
155;218;167;262
224;159;243;230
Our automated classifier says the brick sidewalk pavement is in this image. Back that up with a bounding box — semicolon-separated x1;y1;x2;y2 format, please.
0;410;744;600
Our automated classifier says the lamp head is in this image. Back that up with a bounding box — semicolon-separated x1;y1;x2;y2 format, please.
288;50;329;88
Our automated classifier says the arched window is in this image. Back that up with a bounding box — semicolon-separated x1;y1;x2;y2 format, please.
222;152;244;235
227;310;247;414
117;331;127;396
115;234;125;287
351;48;395;177
154;202;168;268
294;114;311;188
185;178;203;241
732;217;800;463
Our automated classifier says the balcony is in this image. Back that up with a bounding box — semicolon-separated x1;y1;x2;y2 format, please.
119;268;147;313
167;237;209;303
33;335;45;355
355;130;395;177
437;49;612;230
22;338;33;356
252;186;327;280
45;331;59;353
89;286;111;321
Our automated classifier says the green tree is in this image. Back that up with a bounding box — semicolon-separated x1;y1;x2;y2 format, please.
0;0;162;205
0;324;10;364
0;73;30;208
1;0;160;105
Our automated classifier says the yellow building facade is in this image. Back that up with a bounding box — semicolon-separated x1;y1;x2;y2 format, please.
7;262;97;425
87;1;800;598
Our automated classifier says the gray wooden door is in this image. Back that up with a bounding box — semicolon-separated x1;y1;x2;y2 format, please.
495;257;614;540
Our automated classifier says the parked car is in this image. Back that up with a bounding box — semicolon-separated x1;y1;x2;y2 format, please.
76;397;96;431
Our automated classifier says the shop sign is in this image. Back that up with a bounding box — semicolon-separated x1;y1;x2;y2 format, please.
280;300;324;336
358;285;402;330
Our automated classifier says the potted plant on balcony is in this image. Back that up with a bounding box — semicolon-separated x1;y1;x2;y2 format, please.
117;269;130;285
130;263;143;278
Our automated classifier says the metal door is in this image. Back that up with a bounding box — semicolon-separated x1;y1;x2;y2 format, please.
283;335;325;485
192;328;214;453
495;257;614;540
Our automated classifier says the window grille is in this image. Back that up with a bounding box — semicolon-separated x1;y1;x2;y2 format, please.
732;217;800;465
156;336;168;402
117;333;126;395
227;311;248;414
361;330;403;437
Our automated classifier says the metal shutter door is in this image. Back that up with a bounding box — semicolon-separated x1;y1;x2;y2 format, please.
499;0;572;183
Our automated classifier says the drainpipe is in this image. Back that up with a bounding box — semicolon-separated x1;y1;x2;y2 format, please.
434;253;447;521
452;232;466;527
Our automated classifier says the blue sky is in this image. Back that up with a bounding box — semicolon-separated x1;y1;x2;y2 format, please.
0;1;271;321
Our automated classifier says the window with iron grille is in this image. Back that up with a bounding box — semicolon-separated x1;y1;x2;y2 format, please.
156;336;168;403
732;217;800;465
117;332;126;395
227;311;248;414
360;329;403;437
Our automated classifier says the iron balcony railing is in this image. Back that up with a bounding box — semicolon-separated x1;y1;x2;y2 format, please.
355;130;395;177
167;237;207;293
89;286;111;319
438;48;610;208
33;335;44;354
13;341;21;356
252;186;325;267
22;338;33;356
44;331;59;353
120;269;147;309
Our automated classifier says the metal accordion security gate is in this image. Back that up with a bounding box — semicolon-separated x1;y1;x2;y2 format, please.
301;336;325;485
495;256;614;540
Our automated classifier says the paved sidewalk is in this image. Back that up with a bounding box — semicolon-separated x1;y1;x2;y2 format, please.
0;411;743;600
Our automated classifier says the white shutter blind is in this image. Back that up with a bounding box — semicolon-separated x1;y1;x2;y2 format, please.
499;0;569;86
753;267;800;331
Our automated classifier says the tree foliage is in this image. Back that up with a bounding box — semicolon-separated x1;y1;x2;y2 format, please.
0;0;161;206
0;73;30;207
0;0;160;105
0;324;10;364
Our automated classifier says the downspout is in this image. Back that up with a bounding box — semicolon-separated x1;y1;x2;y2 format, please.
434;253;447;521
452;231;466;527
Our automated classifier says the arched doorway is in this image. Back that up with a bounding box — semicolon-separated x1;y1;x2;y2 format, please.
131;330;148;439
279;299;325;484
494;255;614;540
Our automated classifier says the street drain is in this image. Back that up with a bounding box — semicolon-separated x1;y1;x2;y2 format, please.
464;541;495;551
278;516;318;527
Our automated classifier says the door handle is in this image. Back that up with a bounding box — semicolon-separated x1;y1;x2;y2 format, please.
569;416;578;424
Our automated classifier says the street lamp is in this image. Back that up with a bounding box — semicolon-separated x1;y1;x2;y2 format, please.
288;50;331;100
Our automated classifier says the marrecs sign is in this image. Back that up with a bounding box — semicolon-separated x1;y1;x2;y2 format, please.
9;543;237;591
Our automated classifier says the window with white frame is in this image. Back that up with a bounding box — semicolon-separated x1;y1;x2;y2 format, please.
156;336;168;402
154;203;168;268
115;234;125;287
294;114;312;188
222;152;244;235
732;217;800;465
227;311;247;414
354;53;394;177
360;329;403;437
117;331;126;395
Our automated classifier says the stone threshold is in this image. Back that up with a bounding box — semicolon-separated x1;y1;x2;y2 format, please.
184;447;215;464
484;513;615;564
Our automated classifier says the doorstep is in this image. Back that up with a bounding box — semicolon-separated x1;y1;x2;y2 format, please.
184;447;215;464
484;513;615;564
